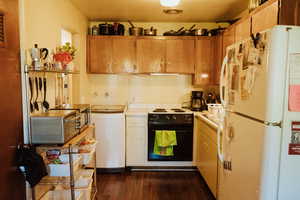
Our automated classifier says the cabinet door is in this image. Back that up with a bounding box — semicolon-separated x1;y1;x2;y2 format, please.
112;37;137;73
88;36;112;73
126;117;147;166
197;119;218;198
222;26;236;58
213;35;223;85
252;1;278;34
235;16;251;42
136;39;166;73
165;39;195;74
193;38;215;86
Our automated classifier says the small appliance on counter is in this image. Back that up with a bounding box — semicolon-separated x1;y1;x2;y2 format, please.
191;91;207;111
30;110;79;144
51;104;91;132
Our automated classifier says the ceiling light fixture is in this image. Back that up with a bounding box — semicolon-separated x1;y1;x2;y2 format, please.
163;9;183;14
160;0;181;7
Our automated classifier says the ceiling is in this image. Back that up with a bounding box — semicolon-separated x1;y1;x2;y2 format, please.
70;0;249;22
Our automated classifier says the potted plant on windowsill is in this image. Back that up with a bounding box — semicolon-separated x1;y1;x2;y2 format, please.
53;42;77;71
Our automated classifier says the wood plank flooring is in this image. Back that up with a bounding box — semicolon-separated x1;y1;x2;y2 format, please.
96;171;215;200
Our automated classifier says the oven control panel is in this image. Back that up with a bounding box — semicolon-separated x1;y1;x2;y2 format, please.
148;114;193;125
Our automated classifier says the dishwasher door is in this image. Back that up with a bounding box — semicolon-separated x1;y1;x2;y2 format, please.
91;113;125;168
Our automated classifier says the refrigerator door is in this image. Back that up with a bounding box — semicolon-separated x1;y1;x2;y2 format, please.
218;112;282;200
277;26;300;200
223;26;289;123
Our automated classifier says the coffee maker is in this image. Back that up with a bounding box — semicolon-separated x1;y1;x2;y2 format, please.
191;91;207;111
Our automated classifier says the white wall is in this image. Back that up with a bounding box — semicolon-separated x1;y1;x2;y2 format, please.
20;0;88;107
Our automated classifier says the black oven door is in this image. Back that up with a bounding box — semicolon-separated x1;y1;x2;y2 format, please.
148;124;193;161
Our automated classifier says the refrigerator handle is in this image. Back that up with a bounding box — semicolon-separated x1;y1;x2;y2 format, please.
217;123;224;163
220;55;228;107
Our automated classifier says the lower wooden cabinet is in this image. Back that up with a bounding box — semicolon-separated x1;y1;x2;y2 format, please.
196;116;218;198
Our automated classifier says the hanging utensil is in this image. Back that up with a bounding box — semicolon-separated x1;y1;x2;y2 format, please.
42;77;50;110
29;77;34;113
34;77;39;111
39;77;43;105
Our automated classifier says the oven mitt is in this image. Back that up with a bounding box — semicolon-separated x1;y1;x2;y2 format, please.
154;130;177;156
17;146;48;187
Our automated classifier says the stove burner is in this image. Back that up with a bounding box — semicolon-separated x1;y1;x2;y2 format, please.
171;108;185;113
153;108;167;112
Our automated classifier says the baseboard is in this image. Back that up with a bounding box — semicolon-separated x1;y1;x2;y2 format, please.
127;166;197;172
96;167;126;173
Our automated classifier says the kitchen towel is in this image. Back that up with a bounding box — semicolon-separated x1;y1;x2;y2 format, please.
154;130;177;156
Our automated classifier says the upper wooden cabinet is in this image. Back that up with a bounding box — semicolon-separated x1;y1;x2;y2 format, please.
87;36;196;74
87;36;136;74
136;39;165;73
88;36;113;73
235;16;251;42
222;26;236;57
165;38;195;74
252;0;279;34
112;37;136;73
213;35;223;85
193;37;215;86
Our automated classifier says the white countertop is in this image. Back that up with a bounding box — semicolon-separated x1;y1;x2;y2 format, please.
194;112;221;130
125;108;149;116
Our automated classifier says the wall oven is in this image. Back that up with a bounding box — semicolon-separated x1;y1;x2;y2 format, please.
148;113;194;161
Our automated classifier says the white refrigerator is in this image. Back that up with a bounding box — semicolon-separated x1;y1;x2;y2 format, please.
217;26;300;200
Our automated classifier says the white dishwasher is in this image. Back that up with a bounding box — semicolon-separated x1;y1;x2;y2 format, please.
91;105;126;170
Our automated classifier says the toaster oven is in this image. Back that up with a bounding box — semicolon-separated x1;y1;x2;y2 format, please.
30;110;79;144
51;104;91;132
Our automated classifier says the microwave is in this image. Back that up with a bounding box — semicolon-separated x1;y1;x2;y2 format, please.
30;110;79;144
51;104;90;132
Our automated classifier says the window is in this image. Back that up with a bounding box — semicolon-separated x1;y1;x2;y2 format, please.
61;29;72;45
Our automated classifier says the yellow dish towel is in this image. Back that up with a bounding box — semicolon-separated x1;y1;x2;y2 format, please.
153;130;177;156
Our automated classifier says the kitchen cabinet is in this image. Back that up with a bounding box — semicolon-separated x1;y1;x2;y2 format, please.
88;36;113;73
136;39;165;73
126;115;147;166
193;37;215;86
165;38;195;74
252;0;278;34
235;16;251;42
213;35;223;85
222;25;236;57
196;115;218;198
112;37;137;73
87;36;136;73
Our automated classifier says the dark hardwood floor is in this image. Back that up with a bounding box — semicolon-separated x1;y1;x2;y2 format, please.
96;171;215;200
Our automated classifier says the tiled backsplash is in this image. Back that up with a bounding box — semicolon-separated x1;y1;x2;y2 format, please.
82;74;197;105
